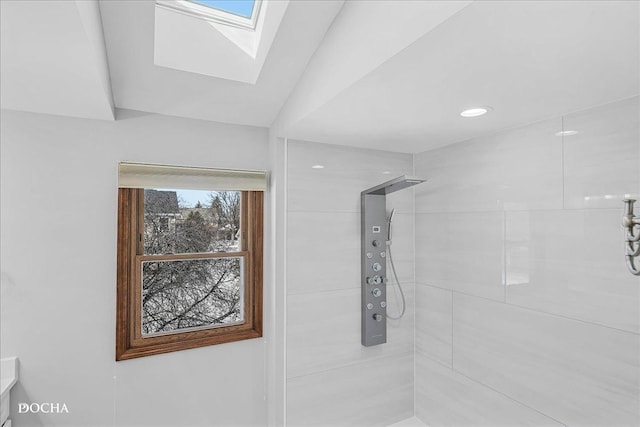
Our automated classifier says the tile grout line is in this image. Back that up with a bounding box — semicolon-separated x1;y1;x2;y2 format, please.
412;154;417;419
503;210;507;304
415;206;625;215
417;349;566;426
288;209;415;214
451;290;454;370
283;137;289;426
414;281;640;336
502;300;640;336
286;350;415;380
416;349;454;371
450;366;568;427
561;115;566;211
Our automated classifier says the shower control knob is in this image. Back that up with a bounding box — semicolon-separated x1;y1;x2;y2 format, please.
372;288;382;297
367;303;373;310
380;252;386;258
373;313;383;322
366;277;374;285
366;252;373;259
372;276;382;285
372;240;381;247
372;262;382;272
380;301;386;308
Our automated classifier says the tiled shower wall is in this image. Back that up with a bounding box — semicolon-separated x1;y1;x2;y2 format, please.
285;140;415;426
414;96;640;426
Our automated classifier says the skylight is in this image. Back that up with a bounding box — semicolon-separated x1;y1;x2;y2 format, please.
154;0;287;83
189;1;255;19
157;0;262;30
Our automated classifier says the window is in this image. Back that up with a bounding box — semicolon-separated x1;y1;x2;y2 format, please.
156;0;263;30
116;163;265;360
189;0;255;18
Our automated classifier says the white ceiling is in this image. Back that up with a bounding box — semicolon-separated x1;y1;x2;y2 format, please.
0;0;114;120
100;0;342;126
273;0;473;134
1;1;638;153
154;0;289;83
283;0;640;153
1;0;344;126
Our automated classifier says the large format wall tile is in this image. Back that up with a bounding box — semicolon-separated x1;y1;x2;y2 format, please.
287;353;414;427
415;118;563;213
288;140;413;213
286;140;415;426
387;187;417;217
453;293;640;426
415;354;562;427
563;96;640;209
287;211;414;294
386;212;415;285
287;211;360;293
287;286;414;378
415;284;452;367
506;209;640;333
416;212;504;301
414;97;640;427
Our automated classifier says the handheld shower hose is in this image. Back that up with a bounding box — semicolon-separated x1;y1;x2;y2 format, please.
385;208;406;320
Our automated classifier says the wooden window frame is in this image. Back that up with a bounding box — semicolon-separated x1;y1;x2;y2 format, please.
116;188;263;361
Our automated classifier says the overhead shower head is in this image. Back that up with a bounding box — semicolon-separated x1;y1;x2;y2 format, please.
362;175;426;195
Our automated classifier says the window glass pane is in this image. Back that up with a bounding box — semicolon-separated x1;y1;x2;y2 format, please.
144;189;241;254
141;257;244;336
188;0;255;18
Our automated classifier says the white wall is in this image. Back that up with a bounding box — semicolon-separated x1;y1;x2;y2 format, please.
3;81;637;427
284;140;415;426
413;96;640;426
266;134;287;426
0;108;270;426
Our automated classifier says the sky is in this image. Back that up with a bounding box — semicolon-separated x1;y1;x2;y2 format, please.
190;0;255;18
159;189;213;208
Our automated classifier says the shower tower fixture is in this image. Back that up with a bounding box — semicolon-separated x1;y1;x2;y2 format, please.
361;175;426;347
622;199;640;276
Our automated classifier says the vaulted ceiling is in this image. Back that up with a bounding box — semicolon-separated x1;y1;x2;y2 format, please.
1;0;344;126
1;1;638;153
281;0;640;153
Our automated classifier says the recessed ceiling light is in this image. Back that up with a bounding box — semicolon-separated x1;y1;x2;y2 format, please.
382;171;392;175
311;165;324;169
460;107;490;118
555;130;579;137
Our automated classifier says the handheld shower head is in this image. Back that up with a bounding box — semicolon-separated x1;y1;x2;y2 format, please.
387;208;395;241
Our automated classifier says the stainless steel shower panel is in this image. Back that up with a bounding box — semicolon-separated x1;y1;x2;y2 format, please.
361;175;426;347
361;193;388;346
